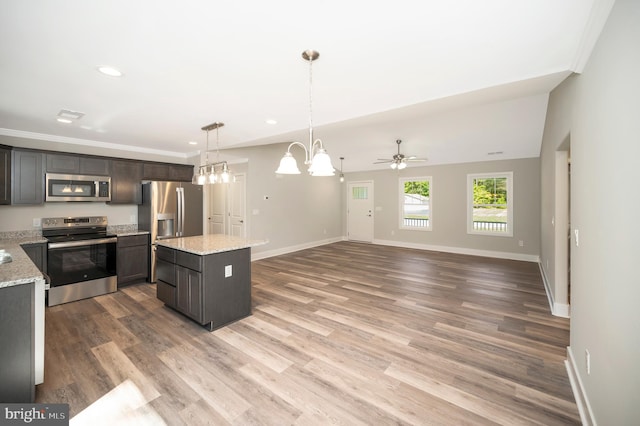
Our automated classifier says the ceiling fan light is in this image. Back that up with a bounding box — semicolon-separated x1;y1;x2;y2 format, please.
276;152;301;174
398;161;407;170
308;149;335;176
390;162;398;170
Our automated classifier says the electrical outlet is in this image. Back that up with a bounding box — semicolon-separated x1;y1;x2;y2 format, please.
32;218;41;228
518;240;524;247
224;265;232;278
574;229;580;247
585;349;591;375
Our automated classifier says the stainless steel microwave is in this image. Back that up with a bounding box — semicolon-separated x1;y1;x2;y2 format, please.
45;173;111;202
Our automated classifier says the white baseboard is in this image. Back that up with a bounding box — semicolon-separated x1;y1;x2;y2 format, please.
566;346;597;425
538;262;571;318
251;237;343;261
254;237;541;263
373;238;541;262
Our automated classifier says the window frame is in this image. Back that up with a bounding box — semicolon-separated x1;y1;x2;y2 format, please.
399;176;432;231
467;172;513;237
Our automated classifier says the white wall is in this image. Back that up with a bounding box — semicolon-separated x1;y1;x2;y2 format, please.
540;0;640;423
223;143;344;257
346;157;541;260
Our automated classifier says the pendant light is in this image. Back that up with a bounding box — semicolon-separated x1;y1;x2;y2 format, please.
339;157;345;183
276;50;335;176
192;122;231;185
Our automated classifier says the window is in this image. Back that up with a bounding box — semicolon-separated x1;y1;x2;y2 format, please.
399;177;432;231
467;172;513;236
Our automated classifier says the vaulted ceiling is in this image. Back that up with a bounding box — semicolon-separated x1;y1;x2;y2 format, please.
0;1;613;172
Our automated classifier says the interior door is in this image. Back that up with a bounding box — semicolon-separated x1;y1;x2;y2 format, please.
347;181;374;242
229;173;246;237
207;184;226;234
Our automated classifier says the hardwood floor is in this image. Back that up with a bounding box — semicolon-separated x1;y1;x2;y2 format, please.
36;242;580;425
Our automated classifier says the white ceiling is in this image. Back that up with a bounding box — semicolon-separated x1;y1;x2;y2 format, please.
0;1;611;172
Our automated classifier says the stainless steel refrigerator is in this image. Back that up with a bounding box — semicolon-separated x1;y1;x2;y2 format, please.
138;181;203;282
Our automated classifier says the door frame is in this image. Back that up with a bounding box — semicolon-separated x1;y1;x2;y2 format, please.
347;180;374;243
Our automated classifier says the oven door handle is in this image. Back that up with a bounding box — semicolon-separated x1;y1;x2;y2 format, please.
48;237;117;249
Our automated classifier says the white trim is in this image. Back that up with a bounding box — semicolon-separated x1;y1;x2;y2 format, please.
467;171;514;237
538;262;570;318
0;128;193;158
373;238;539;262
399;176;432;231
566;346;597;426
251;237;343;261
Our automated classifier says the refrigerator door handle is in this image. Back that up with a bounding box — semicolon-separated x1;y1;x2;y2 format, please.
178;186;185;236
176;187;182;236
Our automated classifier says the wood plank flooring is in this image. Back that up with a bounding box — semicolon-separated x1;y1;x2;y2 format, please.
36;241;580;425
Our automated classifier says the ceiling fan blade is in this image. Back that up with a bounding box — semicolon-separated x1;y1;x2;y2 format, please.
374;160;393;164
408;158;428;162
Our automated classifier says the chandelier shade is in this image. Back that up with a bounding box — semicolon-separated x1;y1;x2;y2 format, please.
275;50;335;177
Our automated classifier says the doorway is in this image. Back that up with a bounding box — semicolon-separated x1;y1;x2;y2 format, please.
207;173;246;237
554;145;571;317
347;181;374;242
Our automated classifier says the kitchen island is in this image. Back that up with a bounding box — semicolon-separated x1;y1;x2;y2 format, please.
155;234;267;331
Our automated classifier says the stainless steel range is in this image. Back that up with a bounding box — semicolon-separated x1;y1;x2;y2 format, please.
42;216;117;306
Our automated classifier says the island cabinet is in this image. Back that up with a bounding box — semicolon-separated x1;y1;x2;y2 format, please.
155;245;251;331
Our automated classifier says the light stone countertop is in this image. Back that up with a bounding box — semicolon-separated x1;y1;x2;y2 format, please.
0;239;45;289
156;234;268;256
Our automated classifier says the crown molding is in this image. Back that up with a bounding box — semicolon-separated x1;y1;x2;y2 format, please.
571;0;616;73
0;127;190;159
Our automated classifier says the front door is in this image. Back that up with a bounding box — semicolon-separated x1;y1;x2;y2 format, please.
347;181;374;242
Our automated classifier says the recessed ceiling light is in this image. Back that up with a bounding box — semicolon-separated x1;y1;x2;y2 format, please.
265;119;278;125
488;151;504;155
97;66;123;77
56;118;72;124
188;141;198;145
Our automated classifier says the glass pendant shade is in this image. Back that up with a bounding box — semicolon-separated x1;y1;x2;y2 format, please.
276;152;301;174
208;170;217;184
307;149;335;176
197;171;207;185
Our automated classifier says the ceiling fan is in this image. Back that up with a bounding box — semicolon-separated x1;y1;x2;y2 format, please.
375;139;427;169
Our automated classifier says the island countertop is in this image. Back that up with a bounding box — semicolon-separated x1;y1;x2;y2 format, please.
156;234;267;256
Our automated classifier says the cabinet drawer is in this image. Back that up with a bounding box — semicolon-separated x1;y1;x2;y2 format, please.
156;246;176;263
176;250;202;272
157;280;176;307
156;259;176;286
118;234;149;248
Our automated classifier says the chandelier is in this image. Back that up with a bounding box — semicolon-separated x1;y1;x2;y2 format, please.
192;122;231;185
275;50;335;176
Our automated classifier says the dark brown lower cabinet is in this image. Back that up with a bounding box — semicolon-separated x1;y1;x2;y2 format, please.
117;234;149;287
0;283;35;402
155;245;251;331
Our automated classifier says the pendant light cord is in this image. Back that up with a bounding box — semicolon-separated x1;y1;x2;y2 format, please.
308;54;314;146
